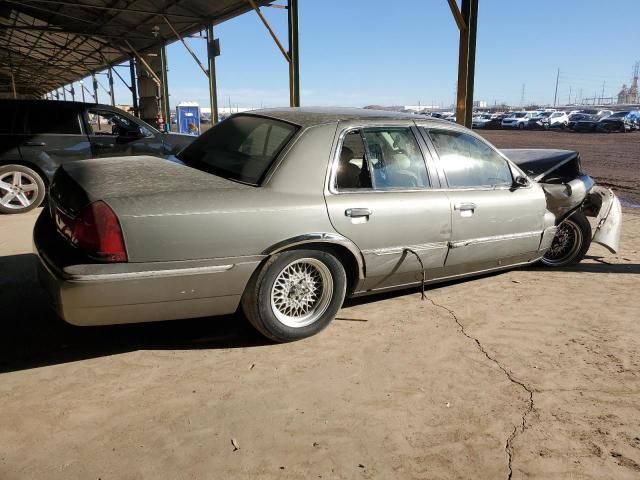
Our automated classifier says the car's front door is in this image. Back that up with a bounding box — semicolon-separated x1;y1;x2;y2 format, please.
421;127;548;275
85;108;166;158
325;123;451;291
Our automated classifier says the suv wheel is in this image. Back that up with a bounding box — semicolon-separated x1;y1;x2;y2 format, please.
0;165;46;214
241;249;347;342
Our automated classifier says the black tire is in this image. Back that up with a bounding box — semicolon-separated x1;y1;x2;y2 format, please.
241;249;347;342
518;122;525;130
541;211;591;267
0;164;46;214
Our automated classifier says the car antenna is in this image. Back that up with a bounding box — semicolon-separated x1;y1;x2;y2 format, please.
403;248;426;300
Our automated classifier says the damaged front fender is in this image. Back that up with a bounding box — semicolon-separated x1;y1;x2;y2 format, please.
541;174;594;220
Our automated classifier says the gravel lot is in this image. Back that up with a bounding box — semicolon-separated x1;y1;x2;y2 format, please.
0;131;639;479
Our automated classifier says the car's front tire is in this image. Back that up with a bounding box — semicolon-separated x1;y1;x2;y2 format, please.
541;211;592;267
0;164;46;214
241;249;347;342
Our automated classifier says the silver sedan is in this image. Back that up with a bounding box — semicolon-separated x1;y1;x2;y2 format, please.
34;108;621;342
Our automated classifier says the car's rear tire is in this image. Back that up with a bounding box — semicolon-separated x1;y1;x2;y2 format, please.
0;164;46;214
541;211;591;267
241;249;347;342
518;122;525;130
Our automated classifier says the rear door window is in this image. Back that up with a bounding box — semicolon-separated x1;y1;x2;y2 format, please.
335;127;430;191
27;105;82;135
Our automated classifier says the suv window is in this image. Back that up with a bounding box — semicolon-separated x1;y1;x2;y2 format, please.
426;129;513;188
88;109;150;138
0;103;17;134
336;127;430;190
27;105;82;135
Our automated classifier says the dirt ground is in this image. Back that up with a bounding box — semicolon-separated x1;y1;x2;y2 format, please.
1;132;639;479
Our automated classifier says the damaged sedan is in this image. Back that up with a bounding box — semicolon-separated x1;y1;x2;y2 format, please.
34;108;622;342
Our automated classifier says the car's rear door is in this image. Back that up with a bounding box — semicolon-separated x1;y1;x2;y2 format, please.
324;121;451;292
420;126;547;275
19;103;91;180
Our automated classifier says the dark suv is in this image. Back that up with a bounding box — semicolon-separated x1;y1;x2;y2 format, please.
0;100;195;214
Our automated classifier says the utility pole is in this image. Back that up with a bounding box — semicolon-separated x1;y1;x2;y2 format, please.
520;83;526;106
600;81;606;103
553;68;560;107
568;86;572;105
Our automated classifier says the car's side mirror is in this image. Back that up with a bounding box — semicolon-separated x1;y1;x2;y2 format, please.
512;175;529;189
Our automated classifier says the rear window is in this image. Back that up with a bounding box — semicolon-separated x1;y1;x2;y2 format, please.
28;105;82;135
178;115;298;185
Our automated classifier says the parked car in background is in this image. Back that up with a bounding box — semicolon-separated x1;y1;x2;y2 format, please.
482;113;508;129
568;113;593;130
596;110;640;133
0;100;196;214
501;112;534;129
573;111;614;132
34;107;621;342
472;113;493;128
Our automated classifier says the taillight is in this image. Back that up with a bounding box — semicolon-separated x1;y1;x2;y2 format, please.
74;201;128;263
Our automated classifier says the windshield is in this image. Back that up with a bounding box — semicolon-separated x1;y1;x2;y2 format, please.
177;115;299;185
512;112;526;118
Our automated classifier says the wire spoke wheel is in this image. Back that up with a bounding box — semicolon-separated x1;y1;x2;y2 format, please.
543;218;583;266
0;170;39;210
270;258;333;328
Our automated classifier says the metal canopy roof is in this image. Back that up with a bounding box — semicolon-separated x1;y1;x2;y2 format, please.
0;0;273;97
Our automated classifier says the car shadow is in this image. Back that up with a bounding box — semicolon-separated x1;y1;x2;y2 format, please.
0;254;270;374
524;255;640;274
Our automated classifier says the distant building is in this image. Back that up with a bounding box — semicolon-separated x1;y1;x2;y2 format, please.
473;100;488;108
617;62;639;104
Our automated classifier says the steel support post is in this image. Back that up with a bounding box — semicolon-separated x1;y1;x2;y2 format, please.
160;45;171;128
129;58;139;116
287;0;300;107
91;73;98;102
206;24;219;123
70;84;75;101
463;0;478;127
454;0;478;128
11;72;17;98
108;66;116;105
80;81;86;102
62;85;67;101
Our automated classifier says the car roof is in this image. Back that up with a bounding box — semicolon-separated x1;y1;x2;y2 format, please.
242;107;431;128
0;98;114;110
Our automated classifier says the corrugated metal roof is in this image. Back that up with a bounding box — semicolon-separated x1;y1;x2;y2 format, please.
0;0;273;97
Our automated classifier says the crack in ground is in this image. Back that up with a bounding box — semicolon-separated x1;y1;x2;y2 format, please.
426;295;534;480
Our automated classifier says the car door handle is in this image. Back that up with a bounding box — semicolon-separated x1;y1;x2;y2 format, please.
23;141;46;147
94;143;115;149
454;202;477;211
345;208;372;218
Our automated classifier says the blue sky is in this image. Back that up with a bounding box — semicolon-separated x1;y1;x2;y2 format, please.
75;0;640;109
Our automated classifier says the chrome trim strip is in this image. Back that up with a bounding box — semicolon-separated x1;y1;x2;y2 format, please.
352;259;535;296
363;242;448;256
67;264;234;282
449;231;542;249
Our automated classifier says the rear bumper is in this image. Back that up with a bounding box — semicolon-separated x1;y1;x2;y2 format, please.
34;211;263;326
